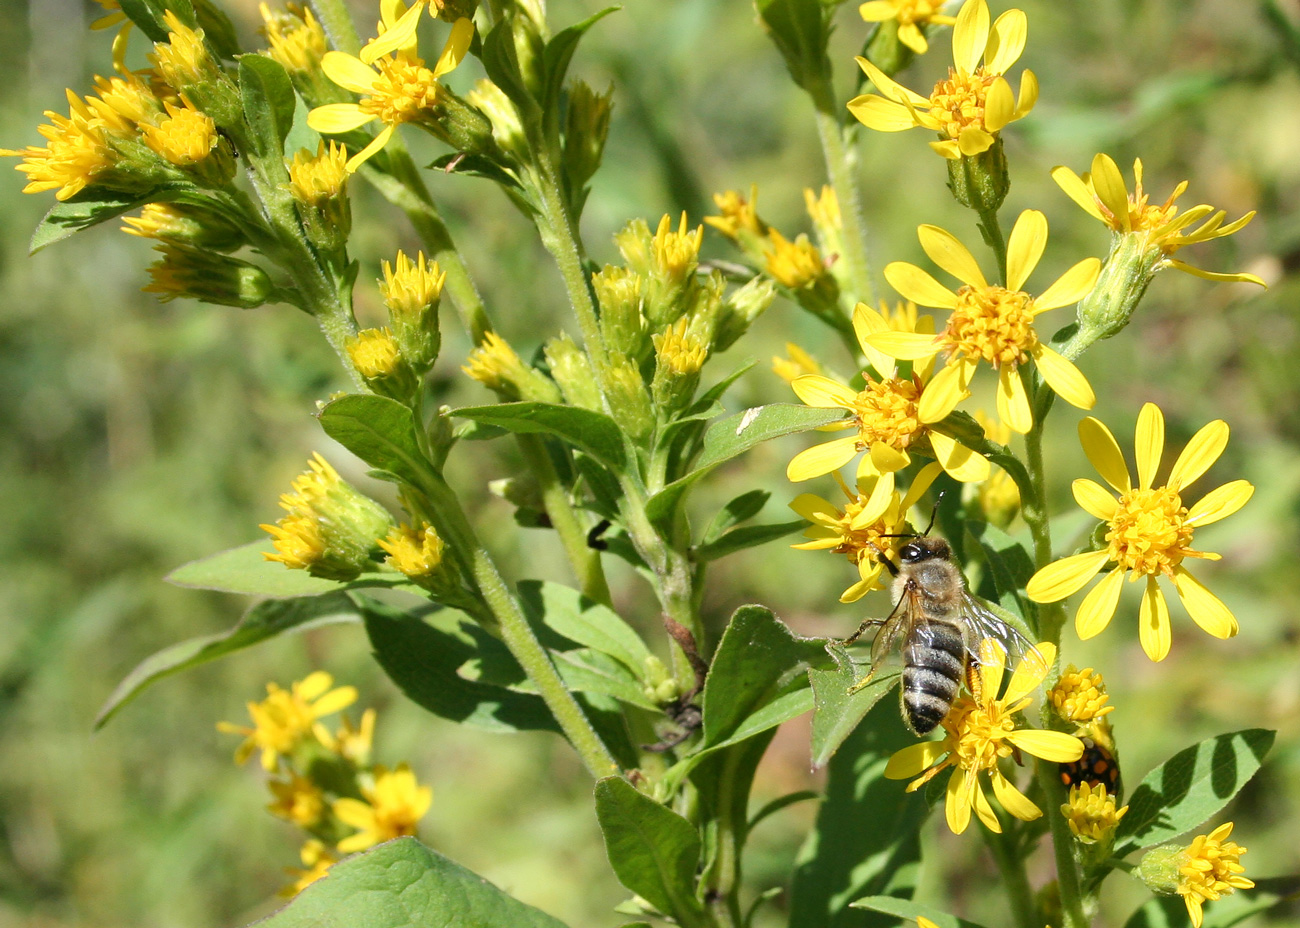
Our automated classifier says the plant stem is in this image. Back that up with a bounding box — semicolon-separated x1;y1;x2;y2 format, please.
810;85;874;306
518;433;612;605
977;203;1008;285
983;826;1037;928
1036;758;1089;928
308;0;362;56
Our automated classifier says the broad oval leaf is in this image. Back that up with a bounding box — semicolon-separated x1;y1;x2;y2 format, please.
808;643;901;768
238;54;297;159
1114;728;1275;855
594;776;707;925
517;580;651;675
165;540;415;598
318;394;436;489
253;836;570;928
453;402;626;470
96;592;359;729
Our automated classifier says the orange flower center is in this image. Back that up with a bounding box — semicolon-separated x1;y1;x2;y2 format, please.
943;285;1037;368
929;67;997;139
852;376;923;450
362;56;441;125
1106;486;1195;577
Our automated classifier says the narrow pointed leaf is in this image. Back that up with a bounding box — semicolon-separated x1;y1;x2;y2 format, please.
453;402;626;469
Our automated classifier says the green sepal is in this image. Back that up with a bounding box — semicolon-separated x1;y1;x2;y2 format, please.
95;592;359;729
254;836;571;928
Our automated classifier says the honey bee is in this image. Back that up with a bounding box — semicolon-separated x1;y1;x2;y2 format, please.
844;533;1035;736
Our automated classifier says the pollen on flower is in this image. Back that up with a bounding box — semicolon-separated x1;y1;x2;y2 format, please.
944;285;1037;368
361;56;443;125
379;522;446;579
289;141;348;205
1177;823;1255;928
765;229;825;289
1062;781;1126;843
140;100;218;166
852;376;924;449
1106;486;1197;577
1049;665;1114;723
928;68;998;140
652;318;708;375
381;250;446;319
346;327;403;379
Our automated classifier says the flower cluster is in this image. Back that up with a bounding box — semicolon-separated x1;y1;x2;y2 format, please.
219;674;433;896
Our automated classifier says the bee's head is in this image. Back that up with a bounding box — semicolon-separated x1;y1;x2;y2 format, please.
899;535;951;563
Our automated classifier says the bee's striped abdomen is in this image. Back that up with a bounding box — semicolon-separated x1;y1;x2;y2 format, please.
901;621;966;735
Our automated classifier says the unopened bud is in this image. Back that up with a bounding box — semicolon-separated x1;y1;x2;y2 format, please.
144;244;275;307
544;334;603;410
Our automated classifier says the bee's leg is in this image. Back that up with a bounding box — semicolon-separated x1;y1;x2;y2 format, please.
841;617;884;648
846;668;878;695
902;760;949;793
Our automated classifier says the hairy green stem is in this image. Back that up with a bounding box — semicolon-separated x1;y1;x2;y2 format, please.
810;87;874;306
1036;759;1089;928
307;0;362;56
983;826;1037;928
977;203;1008;286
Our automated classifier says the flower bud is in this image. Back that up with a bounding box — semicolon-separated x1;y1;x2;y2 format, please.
544;334;603;411
1061;782;1126;846
139;99;236;186
705;186;767;255
463;332;561;403
122;201;246;251
465;79;528;161
645;213;703;328
144;243;275;307
712;276;776;351
613;218;653;276
346;327;418;399
651;318;708;414
604;352;654;441
380;250;445;373
379;522;463;600
1071;234;1160;347
563;80;612;197
150;12;242;130
289;141;351;255
593;265;647;358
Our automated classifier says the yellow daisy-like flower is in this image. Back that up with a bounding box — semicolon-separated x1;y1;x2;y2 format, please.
333;763;433;853
1026;403;1253;661
267;772;326;827
1177;823;1255;928
705;185;766;242
859;0;957;55
884;640;1083;835
788;301;991;482
1052;154;1264;287
317;707;377;766
772;342;823;384
280;839;337;897
1048;664;1113;724
1061;781;1126;844
307;11;474;172
848;0;1037;159
790;463;942;603
867;210;1101;434
216;672;359;771
0;88;128;201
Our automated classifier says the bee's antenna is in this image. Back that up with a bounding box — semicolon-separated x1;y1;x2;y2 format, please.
876;490;946;541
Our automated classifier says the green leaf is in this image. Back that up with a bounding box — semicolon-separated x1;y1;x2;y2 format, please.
1122;876;1300;928
517;580;651;675
847;898;988;928
964;520;1034;623
702;489;770;544
747;790;820;834
428;153;525;191
238;55;296;160
755;0;831;92
692;520;803;563
594;777;707;925
360;597;562;734
116;0;174;42
317;394;436;489
791;699;930;928
1114;729;1275;855
254;836;570;928
646;404;847;525
193;0;241;60
481;16;535;111
96;593;358;729
165;540;414;598
808;644;901;768
541;7;619;113
453;402;626;470
30;187;189;252
551;649;658;710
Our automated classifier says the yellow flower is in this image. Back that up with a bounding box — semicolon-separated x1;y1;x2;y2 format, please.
884;640;1083;835
307;13;474;172
1176;823;1254;928
216;671;358;771
267;773;326;826
1026;403;1253;661
788;302;990;482
280;840;337;897
379;522;447;578
317;708;377;766
772;342;823;384
289;141;349;205
848;0;1037;159
347;327;403;379
867;210;1101;434
139;99;219;167
1048;665;1113;724
790;463;942;602
705;185;766;242
149;11;217;89
381;250;446;319
260;2;328;75
1052;154;1263;286
1;89;125;200
764;228;826;290
1061;781;1126;844
334;763;433;853
858;0;957;55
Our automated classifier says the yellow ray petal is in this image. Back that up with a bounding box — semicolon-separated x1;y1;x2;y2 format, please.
991;769;1041;822
1003;640;1053;703
946;769;974;834
1168;418;1229;491
1076;566;1124;639
956;126;995;157
1186;479;1254;527
884;741;948;778
918;224;986;289
847;94;920;131
321;51;379;94
1036;257;1101;311
853;56;933;107
1015;69;1038;117
1090;153;1131;232
1071;478;1118;520
984;8;1027;73
789;493;838;521
433;17;475;80
1005;730;1084;764
971;777;1001;832
884;261;960;309
916;361;970;423
792;374;857;408
1026;549;1110;603
997;366;1033;434
360;0;425;64
1032;344;1094;410
311;686;359;717
1005;209;1047;291
297;670;333;700
897;22;928;55
930;430;989;482
1139;576;1172;662
786;437;859;482
1163;260;1266;287
984;76;1014;132
858;0;899;21
1051;165;1105;222
1134;402;1165;491
951;0;989;75
867;440;910;474
851;471;897;528
868;329;945;361
852;302;897;376
901;462;945;509
1172;567;1238;639
345;124;395;171
1079;416;1130;493
929;138;963;159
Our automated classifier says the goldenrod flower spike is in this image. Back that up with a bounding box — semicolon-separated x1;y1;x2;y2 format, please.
858;0;957;56
216;671;359;771
1052;153;1264;286
1026;403;1254;661
849;0;1036;158
869;210;1101;434
333;763;433;852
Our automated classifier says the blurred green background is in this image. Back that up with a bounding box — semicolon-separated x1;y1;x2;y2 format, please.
1;0;1298;925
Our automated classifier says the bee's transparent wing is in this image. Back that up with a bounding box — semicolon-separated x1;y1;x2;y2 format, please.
955;591;1039;667
867;589;914;670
